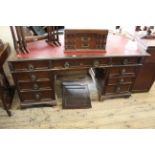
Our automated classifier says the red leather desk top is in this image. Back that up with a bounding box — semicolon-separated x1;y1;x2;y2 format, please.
11;33;149;61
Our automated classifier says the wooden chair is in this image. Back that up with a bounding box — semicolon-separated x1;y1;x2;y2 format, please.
10;26;61;54
0;44;14;116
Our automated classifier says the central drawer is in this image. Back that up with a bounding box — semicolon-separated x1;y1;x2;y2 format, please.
51;58;109;69
13;71;51;82
20;90;54;102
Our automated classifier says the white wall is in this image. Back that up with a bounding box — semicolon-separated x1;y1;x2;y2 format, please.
0;26;14;52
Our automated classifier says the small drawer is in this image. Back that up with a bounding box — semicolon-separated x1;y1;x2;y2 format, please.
10;60;49;71
108;77;133;85
13;71;51;82
19;90;54;102
18;81;52;91
112;57;140;65
105;84;131;94
109;67;136;77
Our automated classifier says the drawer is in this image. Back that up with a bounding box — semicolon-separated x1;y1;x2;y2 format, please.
19;90;55;102
105;84;131;94
18;81;53;91
13;71;51;82
10;60;49;71
51;58;109;69
112;57;140;65
108;77;133;85
109;67;136;77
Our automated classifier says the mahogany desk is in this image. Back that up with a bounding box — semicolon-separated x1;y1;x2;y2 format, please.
8;33;149;108
0;44;14;116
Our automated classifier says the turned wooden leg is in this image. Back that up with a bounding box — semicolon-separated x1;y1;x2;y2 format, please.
0;87;11;116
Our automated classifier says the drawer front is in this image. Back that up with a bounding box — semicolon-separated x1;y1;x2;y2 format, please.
20;90;55;102
10;60;49;71
109;67;136;77
18;81;52;91
108;77;133;85
51;58;109;69
13;71;51;82
105;84;131;94
112;57;140;65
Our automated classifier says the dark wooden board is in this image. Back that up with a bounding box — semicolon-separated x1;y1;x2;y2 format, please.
62;82;91;109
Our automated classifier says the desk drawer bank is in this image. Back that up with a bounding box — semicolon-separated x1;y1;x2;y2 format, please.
9;56;144;108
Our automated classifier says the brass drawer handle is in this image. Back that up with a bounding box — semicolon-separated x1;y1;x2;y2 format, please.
120;78;124;83
33;83;39;90
81;36;90;41
116;86;121;92
31;74;37;81
93;60;100;67
28;64;34;71
121;68;126;74
82;43;89;48
123;59;128;65
35;93;41;101
64;62;70;68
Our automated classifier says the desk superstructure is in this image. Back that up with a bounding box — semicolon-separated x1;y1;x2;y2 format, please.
8;33;149;108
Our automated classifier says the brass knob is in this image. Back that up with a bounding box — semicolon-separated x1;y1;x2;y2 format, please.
93;60;100;67
116;86;121;92
121;68;126;74
33;83;39;90
31;74;37;81
35;93;41;101
28;64;34;71
120;78;124;83
123;59;128;65
64;62;70;68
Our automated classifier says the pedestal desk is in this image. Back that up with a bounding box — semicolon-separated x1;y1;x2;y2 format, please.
8;33;149;108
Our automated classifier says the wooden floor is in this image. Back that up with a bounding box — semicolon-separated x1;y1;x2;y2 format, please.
0;75;155;128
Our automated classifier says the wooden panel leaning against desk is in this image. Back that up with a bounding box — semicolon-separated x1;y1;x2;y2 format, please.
8;31;149;108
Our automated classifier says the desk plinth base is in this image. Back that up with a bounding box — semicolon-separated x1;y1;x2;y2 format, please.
20;100;56;109
99;93;131;101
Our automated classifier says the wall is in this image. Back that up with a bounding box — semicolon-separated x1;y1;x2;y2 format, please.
0;26;14;51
